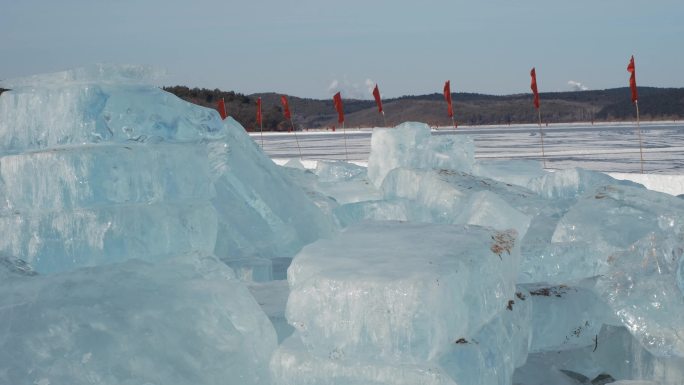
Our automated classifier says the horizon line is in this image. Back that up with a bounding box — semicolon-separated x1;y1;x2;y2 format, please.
160;84;682;101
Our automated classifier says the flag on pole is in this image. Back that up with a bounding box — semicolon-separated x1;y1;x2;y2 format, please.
217;98;227;120
256;97;262;126
333;92;344;124
280;95;292;120
372;84;383;114
628;55;644;173
530;68;540;109
530;68;546;167
627;55;638;103
443;80;454;117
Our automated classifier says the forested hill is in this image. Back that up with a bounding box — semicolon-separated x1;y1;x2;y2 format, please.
0;85;680;131
173;86;681;131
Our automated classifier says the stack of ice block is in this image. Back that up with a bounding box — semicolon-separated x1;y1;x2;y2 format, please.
4;66;684;384
0;64;333;278
0;67;220;273
281;122;684;384
0;65;332;384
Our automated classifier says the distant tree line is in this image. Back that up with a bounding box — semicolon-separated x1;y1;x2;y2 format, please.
2;84;681;129
160;86;684;130
162;86;291;131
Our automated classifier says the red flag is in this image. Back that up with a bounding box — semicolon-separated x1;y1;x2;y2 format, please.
256;97;262;126
333;92;344;124
280;95;291;120
627;55;638;103
443;80;454;118
372;84;383;114
217;98;227;120
530;68;540;109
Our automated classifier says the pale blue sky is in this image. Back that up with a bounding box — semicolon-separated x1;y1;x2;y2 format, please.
1;0;682;98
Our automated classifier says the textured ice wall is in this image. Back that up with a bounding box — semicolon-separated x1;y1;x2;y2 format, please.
0;64;332;274
0;66;221;273
0;66;223;153
285;221;520;363
439;288;532;385
273;221;522;385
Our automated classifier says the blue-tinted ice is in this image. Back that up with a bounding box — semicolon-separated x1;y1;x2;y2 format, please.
275;121;684;384
3;66;684;385
0;254;277;385
0;65;328;384
0;64;332;274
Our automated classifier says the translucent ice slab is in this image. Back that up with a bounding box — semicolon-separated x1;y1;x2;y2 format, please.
439;288;532;385
270;333;456;385
523;279;620;352
367;122;474;188
514;325;684;385
0;253;277;385
286;221;520;363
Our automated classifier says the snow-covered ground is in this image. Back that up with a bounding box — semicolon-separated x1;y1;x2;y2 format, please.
258;121;684;196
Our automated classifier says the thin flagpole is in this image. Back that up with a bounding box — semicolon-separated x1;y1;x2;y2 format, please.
635;100;644;174
259;120;264;148
537;108;547;168
382;111;387;128
342;121;348;161
451;116;456;129
290;118;302;158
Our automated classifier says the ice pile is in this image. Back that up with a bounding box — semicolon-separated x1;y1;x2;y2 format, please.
273;122;684;384
0;65;332;384
3;66;684;385
0;64;332;277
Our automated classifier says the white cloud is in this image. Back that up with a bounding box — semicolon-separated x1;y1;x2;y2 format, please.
568;80;589;91
364;78;375;95
327;79;339;93
326;76;376;99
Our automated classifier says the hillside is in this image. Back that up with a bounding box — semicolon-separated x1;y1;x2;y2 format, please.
162;86;684;131
4;85;681;131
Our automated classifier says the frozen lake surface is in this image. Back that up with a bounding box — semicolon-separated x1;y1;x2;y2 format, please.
254;121;684;174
